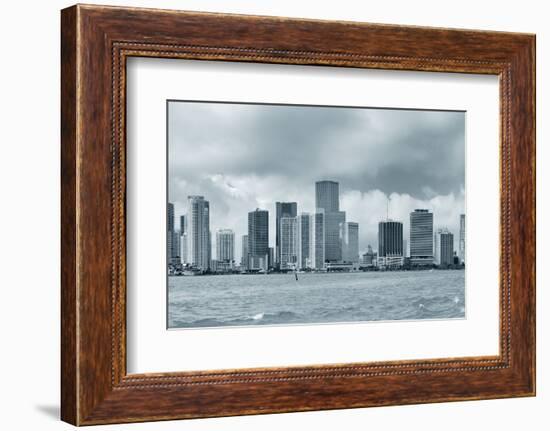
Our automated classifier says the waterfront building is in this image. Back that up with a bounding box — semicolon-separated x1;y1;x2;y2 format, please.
187;196;211;270
410;209;434;266
167;230;181;265
179;215;186;234
280;216;298;270
459;214;466;264
315;180;345;262
241;235;248;270
309;210;325;269
315;180;340;212
248;209;269;271
340;222;359;263
178;214;187;264
275;202;297;267
434;228;454;266
210;259;234;273
167;202;175;263
167;202;175;232
361;245;375;266
297;213;311;270
180;232;188;264
216;229;235;263
378;220;404;268
268;247;274;270
324;211;346;262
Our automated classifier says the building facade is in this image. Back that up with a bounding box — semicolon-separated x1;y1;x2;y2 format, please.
324;211;346;262
296;213;311;270
459;214;466;264
241;234;248;270
309;210;325;269
248;209;269;271
434;228;454;266
187;196;211;271
279;216;298;270
378;220;404;268
340;222;359;263
410;209;434;266
315;180;340;212
216;229;235;263
275;202;297;267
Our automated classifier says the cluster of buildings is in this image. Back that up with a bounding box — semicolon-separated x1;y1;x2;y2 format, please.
167;181;466;274
363;211;466;270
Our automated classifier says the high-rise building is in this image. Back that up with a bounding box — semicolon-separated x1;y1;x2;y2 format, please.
167;230;181;265
410;209;434;266
268;247;274;269
241;235;248;270
216;229;235;262
297;213;311;269
178;214;187;264
180;231;188;264
315;180;345;263
248;209;269;271
309;210;325;269
179;215;186;234
167;202;175;232
434;228;454;266
324;211;346;262
341;222;359;263
459;214;466;264
315;180;340;212
167;202;180;264
378;220;404;268
279;216;298;270
275;202;297;266
187;196;211;270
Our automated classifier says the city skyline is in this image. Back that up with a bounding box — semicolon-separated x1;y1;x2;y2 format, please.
168;179;464;271
169;101;465;264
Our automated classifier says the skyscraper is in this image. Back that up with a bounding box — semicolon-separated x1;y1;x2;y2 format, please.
187;196;210;271
435;228;454;266
279;216;298;270
297;213;311;270
316;180;345;263
459;214;466;264
324;211;346;262
340;222;359;263
179;214;187;264
167;202;180;264
378;220;403;267
315;180;339;212
167;202;175;232
309;210;325;269
179;215;186;233
180;231;188;264
216;229;235;262
275;202;297;266
248;209;269;270
241;235;248;270
410;209;434;266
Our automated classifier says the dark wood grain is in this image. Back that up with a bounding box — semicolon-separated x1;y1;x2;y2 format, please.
61;4;536;425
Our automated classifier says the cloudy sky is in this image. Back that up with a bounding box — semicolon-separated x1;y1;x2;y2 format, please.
168;101;465;263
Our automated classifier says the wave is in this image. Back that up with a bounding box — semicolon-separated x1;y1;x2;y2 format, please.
172;310;301;328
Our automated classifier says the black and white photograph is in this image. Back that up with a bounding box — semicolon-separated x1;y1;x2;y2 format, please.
167;101;466;329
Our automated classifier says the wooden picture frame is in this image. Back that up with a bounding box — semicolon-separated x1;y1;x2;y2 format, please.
61;4;535;425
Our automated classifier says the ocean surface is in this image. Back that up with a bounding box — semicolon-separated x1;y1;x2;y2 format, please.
168;270;465;329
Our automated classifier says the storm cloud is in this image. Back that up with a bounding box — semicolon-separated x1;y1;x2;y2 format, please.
168;101;465;262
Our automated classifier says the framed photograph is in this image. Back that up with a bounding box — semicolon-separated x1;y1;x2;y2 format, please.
61;4;535;425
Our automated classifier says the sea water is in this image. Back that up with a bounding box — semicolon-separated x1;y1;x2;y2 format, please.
168;270;465;329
